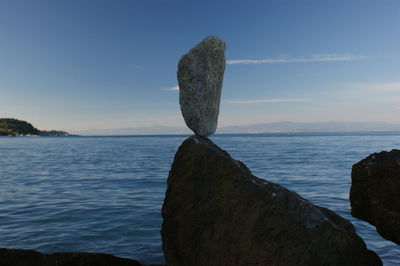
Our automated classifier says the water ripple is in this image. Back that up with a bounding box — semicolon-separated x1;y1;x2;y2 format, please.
1;134;399;265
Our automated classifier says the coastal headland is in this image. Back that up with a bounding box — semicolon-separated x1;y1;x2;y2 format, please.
0;118;73;136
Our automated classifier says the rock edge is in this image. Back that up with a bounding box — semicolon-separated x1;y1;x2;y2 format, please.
0;248;163;266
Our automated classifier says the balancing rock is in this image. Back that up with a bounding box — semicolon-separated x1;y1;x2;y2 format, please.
177;36;226;137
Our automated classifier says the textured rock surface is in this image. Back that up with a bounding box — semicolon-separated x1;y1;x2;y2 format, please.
161;136;381;266
350;149;400;245
0;248;144;266
177;36;226;137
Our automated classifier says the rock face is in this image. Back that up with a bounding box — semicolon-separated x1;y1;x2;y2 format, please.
161;136;381;266
0;248;143;266
350;149;400;245
177;36;226;137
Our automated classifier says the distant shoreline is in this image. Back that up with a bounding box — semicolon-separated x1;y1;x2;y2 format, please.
0;134;78;137
0;118;73;137
73;121;400;136
29;131;400;138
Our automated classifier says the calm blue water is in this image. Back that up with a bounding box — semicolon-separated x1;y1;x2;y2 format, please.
1;133;399;265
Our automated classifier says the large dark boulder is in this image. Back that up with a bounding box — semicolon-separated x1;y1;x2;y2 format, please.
162;136;381;266
350;149;400;245
0;248;143;266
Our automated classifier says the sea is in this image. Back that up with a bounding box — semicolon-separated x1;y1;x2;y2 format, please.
0;132;399;265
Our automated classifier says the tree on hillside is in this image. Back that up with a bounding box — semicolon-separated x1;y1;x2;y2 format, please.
0;118;40;135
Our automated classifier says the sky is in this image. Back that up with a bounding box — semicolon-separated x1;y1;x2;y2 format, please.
0;0;399;131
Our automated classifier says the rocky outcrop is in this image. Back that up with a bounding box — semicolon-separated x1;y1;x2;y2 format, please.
162;136;381;266
177;36;226;137
350;149;400;245
0;248;143;266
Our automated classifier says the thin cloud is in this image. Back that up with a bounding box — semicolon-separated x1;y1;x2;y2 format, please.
227;54;367;65
352;82;400;91
163;86;179;91
225;98;312;104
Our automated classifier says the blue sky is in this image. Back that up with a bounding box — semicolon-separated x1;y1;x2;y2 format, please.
0;0;399;131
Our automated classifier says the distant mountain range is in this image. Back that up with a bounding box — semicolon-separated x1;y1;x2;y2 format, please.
73;125;191;136
73;121;400;136
217;121;400;134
